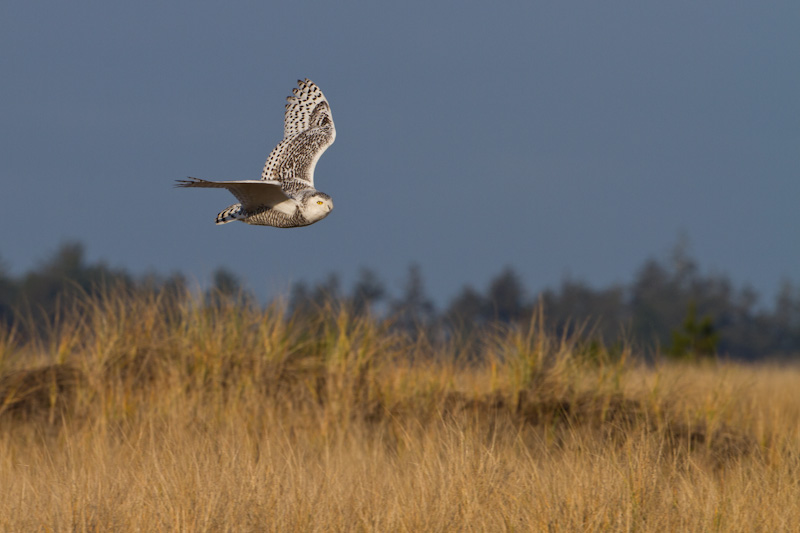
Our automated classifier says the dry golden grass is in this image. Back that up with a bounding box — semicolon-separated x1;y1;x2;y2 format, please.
0;289;798;532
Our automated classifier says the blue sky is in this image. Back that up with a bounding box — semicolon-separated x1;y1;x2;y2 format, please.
2;1;798;305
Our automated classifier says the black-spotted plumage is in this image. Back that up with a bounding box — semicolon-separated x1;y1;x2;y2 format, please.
177;78;336;228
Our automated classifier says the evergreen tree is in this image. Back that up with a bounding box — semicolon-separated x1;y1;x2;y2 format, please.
669;301;720;360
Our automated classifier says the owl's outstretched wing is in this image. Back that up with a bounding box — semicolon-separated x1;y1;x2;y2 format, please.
261;79;336;187
176;177;296;213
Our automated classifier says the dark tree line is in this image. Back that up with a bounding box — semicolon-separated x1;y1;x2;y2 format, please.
0;243;186;335
1;241;799;361
286;244;800;361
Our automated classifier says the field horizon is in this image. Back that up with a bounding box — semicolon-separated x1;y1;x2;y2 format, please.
1;289;798;531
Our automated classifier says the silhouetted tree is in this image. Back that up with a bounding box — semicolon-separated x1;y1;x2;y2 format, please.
773;281;800;354
630;258;684;348
139;271;188;300
212;268;242;296
541;280;628;343
350;268;385;315
445;285;486;327
0;255;16;326
205;267;251;308
485;267;527;323
289;273;341;318
390;264;434;331
14;242;131;330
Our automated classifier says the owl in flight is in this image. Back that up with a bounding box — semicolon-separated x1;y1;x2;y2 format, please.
177;78;336;228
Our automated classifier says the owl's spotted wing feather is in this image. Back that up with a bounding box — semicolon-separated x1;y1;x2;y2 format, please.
283;79;332;139
176;177;296;213
261;79;336;187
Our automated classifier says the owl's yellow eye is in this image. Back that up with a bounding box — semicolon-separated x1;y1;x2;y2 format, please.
316;200;324;205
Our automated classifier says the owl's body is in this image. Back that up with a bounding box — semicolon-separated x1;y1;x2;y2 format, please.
177;79;336;228
213;188;333;228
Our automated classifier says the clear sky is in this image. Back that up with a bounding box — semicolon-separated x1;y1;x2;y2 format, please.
2;1;798;305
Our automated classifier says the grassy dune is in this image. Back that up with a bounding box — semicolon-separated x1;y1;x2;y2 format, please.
0;290;798;531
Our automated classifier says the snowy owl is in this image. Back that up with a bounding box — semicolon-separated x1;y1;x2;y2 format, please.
177;78;336;228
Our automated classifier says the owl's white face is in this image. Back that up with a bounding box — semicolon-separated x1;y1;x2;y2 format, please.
303;194;334;223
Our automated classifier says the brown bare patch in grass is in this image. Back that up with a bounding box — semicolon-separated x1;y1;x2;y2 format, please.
0;364;84;423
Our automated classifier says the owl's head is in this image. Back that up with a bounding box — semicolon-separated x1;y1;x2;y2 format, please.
302;191;334;222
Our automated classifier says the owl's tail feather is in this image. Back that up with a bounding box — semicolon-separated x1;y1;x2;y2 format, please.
216;204;243;225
